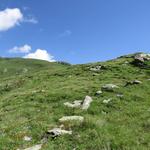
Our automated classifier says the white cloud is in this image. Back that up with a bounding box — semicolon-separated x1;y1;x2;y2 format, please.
59;30;72;38
0;8;38;31
23;17;38;24
9;44;32;53
24;49;55;62
0;8;23;31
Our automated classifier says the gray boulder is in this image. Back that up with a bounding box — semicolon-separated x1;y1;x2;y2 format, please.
47;128;72;138
102;84;119;91
82;96;93;110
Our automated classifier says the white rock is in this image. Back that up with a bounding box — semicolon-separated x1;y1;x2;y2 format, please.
133;80;142;84
23;144;42;150
23;136;32;141
103;99;112;104
59;116;84;123
82;96;93;110
96;90;102;95
90;66;102;71
116;94;123;98
47;128;72;138
102;84;119;91
64;100;82;108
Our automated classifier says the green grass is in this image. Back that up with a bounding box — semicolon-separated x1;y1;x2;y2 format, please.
0;56;150;150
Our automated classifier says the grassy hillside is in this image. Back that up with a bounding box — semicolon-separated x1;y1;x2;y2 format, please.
0;54;150;150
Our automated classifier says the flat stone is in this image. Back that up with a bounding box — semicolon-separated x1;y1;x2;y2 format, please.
64;100;82;108
59;116;84;123
103;98;112;104
47;128;72;138
24;144;42;150
133;80;142;84
95;90;102;95
102;84;119;91
23;136;32;141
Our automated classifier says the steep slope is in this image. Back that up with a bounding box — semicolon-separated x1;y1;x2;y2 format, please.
0;54;150;150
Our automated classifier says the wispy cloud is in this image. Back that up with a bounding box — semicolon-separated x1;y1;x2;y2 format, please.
23;16;38;24
59;30;72;38
9;44;32;53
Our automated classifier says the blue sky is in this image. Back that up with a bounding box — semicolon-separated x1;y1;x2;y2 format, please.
0;0;150;64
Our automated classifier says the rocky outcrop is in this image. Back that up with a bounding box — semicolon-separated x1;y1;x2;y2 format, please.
132;53;150;67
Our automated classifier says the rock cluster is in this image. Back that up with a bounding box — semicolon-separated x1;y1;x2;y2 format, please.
133;53;150;67
64;96;93;110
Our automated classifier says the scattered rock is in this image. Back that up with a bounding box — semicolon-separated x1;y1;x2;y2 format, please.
116;94;124;98
82;96;93;110
23;144;42;150
135;53;150;62
90;65;102;72
47;128;72;138
125;80;142;86
64;100;82;108
103;98;112;104
95;90;102;96
133;80;142;84
64;96;93;110
23;136;32;141
132;53;150;67
102;84;119;91
59;116;84;123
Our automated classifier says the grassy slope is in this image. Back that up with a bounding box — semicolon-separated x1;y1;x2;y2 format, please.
0;57;150;150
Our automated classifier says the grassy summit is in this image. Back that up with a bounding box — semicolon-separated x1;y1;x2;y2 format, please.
0;54;150;150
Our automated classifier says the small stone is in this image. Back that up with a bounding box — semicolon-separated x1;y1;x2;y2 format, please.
116;94;124;98
47;128;72;138
102;84;119;91
90;65;102;72
103;98;112;104
24;144;42;150
133;80;142;84
95;90;102;95
23;136;32;141
64;100;82;108
59;116;84;123
125;80;142;86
